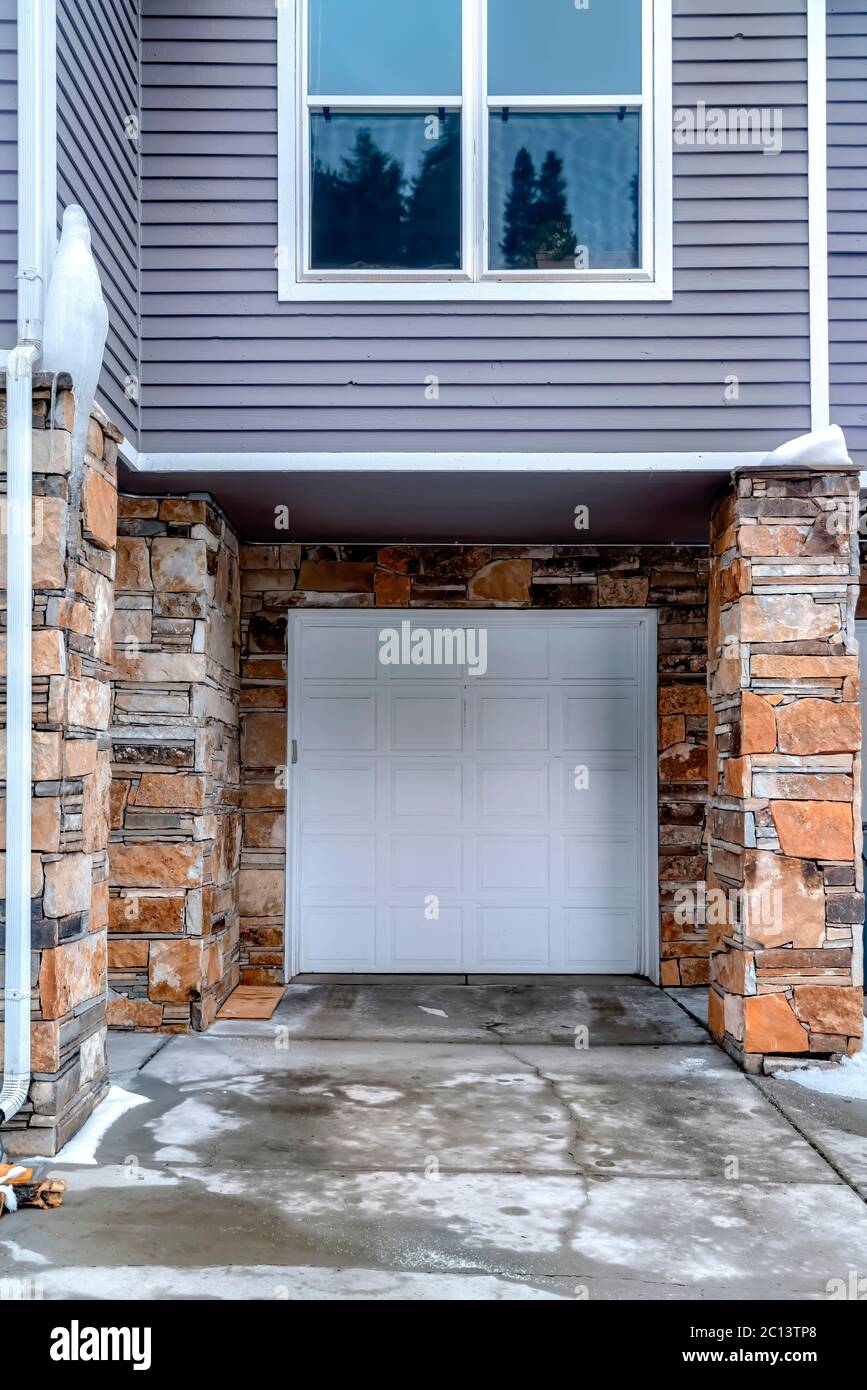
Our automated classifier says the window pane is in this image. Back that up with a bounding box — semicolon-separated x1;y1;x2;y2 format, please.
311;113;462;270
309;0;462;96
488;112;640;270
487;0;642;96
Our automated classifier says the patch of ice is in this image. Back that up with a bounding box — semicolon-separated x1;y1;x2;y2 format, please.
0;1240;50;1265
148;1097;245;1151
774;1049;867;1100
418;1006;448;1018
340;1086;402;1105
24;1086;150;1165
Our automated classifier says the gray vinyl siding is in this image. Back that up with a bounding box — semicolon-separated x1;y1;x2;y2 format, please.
138;0;811;456
0;0;15;347
828;0;867;470
57;0;140;443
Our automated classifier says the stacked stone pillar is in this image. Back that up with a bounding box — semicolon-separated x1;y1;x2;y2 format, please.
0;376;117;1156
108;497;241;1031
707;468;864;1071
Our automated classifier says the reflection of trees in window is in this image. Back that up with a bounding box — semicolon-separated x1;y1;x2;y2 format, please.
311;121;460;269
500;148;576;269
312;129;404;268
405;121;461;269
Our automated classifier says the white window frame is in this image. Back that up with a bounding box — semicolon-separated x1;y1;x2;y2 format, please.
277;0;672;303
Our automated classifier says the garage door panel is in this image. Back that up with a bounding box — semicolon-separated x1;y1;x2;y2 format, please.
391;691;463;750
476;692;549;750
478;764;549;820
390;835;463;892
564;908;637;971
476;906;552;968
303;834;377;893
300;907;377;970
388;907;464;968
301;624;378;680
565;835;639;897
292;613;651;975
302;690;377;750
482;626;550;680
563;691;637;751
558;625;638;681
563;760;638;824
477;835;549;891
302;764;377;821
391;764;463;820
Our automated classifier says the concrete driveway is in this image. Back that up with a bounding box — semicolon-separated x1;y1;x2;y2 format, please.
3;978;867;1301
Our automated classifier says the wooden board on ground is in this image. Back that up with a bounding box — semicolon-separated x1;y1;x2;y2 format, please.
217;986;285;1021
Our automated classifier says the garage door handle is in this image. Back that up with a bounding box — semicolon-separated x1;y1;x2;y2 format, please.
291;739;299;765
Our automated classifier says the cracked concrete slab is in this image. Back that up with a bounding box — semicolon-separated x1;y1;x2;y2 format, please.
3;982;866;1301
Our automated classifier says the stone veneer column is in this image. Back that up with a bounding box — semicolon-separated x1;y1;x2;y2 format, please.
0;376;117;1156
707;468;864;1071
109;497;241;1031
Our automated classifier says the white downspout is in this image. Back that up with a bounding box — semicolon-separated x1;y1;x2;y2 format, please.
1;0;53;1132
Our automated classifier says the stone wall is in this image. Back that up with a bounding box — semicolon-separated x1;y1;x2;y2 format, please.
108;497;241;1031
239;543;710;986
0;376;117;1156
707;469;864;1071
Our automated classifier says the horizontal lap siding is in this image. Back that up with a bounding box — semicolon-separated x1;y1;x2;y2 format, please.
57;0;139;442
139;0;811;455
828;0;867;469
0;0;14;346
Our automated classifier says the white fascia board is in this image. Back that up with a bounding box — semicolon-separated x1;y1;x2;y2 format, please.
124;451;767;475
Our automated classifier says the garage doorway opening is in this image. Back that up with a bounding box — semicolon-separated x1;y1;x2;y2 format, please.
285;610;659;979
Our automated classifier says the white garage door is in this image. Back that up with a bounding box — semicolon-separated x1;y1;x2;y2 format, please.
288;611;656;975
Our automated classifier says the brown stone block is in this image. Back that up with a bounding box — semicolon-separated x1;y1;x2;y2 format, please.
150;537;207;593
149;939;204;1004
67;676;111;731
723;756;751;798
377;546;417;574
83;469;117;551
658;714;686;749
743;993;809;1054
110;842;204;889
708;987;725;1040
679;956;710;986
39;934;105;1020
740;595;839;643
239;783;286;811
108;940;150;969
242;811;286;849
90;878;109;932
112;652;206;684
739;524;805;557
238;868;283;916
43;851;92;918
116;537;152;590
791;985;864;1037
755;947;852;971
770;801;854;861
658;684;708;716
751;655;858;681
658;742;707;783
775;698;860;756
118;496;159;519
713;947;755;995
108;894;185;933
374;571;411;606
297;560;374;592
133;774;206;810
31;796;61;852
598;574;649;607
240;966;281;986
107;994;162;1029
159;498;207;524
241;711;287;768
468;559;532;605
740;691;776;754
743;850;825;948
0;1019;60;1074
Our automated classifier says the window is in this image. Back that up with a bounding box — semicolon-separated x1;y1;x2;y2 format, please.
278;0;672;301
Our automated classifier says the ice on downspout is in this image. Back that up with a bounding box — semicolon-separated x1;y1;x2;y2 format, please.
42;206;108;471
